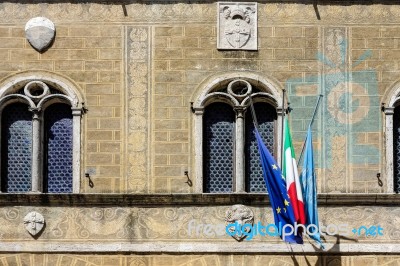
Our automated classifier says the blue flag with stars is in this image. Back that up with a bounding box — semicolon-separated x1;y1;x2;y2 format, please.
255;128;303;244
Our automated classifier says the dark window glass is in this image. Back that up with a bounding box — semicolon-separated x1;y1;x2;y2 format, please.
245;102;277;192
44;103;73;193
203;102;235;193
394;106;400;193
1;103;32;192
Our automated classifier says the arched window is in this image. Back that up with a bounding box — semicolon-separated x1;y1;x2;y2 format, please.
0;72;83;193
192;74;283;193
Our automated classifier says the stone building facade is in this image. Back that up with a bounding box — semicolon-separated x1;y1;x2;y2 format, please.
0;1;400;265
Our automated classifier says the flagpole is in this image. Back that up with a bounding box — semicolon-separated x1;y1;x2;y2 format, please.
248;94;259;131
298;94;323;163
248;95;275;208
248;95;274;195
280;89;286;168
249;89;286;167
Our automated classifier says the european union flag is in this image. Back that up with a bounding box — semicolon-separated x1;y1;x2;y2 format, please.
300;126;324;248
255;128;303;244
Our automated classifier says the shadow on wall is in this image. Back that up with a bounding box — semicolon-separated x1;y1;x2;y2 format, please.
290;234;358;266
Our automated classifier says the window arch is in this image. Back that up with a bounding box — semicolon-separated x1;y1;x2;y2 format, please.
192;73;284;193
0;71;84;193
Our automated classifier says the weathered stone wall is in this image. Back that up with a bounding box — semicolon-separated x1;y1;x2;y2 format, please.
0;2;399;193
0;194;398;256
0;22;123;193
1;205;397;243
1;1;400;262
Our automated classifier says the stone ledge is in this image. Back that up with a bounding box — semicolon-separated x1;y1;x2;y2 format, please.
0;193;398;207
1;242;400;254
1;0;398;5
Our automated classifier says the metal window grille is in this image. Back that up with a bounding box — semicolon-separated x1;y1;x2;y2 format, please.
203;102;235;193
1;103;32;192
245;102;276;193
44;103;73;193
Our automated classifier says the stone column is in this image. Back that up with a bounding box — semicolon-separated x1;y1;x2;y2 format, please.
30;108;42;193
234;107;245;192
0;113;2;193
72;107;82;193
385;107;394;193
194;108;204;193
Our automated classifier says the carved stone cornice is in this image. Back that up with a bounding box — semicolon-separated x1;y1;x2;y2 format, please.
0;193;399;207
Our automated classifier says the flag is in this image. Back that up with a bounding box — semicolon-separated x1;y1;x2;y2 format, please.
254;128;303;244
301;126;324;247
282;117;306;225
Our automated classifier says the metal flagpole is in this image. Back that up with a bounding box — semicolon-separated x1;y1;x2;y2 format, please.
298;94;323;163
280;89;286;168
248;94;259;131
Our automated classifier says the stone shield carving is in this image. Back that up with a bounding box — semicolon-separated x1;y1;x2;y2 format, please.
25;17;55;52
23;211;45;236
217;2;257;50
225;205;254;241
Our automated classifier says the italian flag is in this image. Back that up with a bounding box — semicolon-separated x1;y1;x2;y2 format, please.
282;117;306;225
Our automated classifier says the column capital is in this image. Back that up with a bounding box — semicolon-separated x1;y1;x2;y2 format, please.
193;107;204;115
71;107;83;116
234;106;246;118
28;107;41;120
384;107;395;115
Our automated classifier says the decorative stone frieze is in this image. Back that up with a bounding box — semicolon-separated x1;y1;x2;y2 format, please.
0;202;395;253
126;26;150;193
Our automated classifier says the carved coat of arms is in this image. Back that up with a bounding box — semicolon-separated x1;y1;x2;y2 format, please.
25;17;55;52
23;211;45;237
218;3;257;50
225;204;254;241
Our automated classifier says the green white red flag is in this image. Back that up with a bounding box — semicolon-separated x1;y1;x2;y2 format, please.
282;117;306;225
